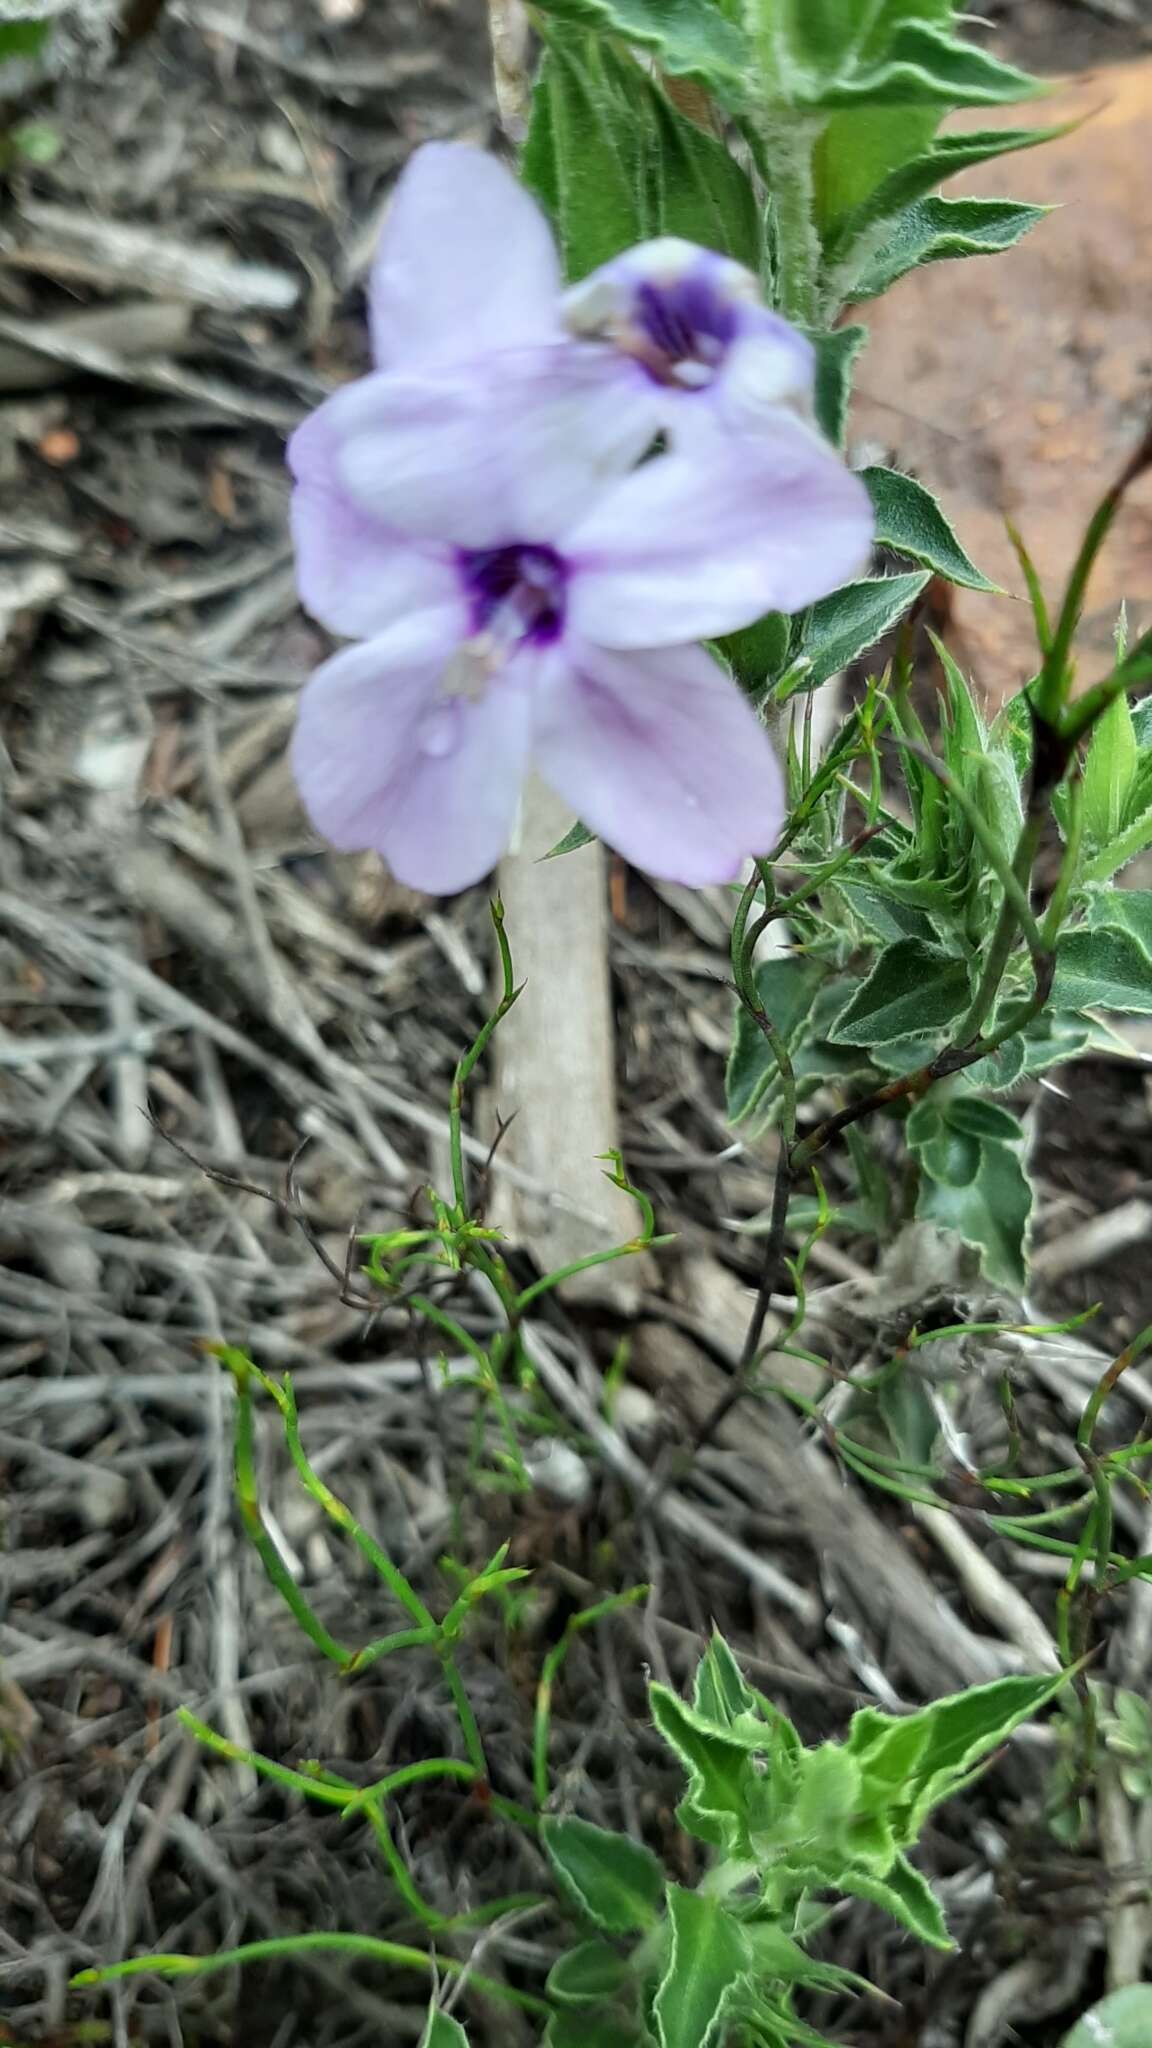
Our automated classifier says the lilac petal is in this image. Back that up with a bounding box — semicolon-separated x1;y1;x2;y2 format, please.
531;637;784;885
288;402;463;639
567;422;873;648
370;143;562;373
333;351;655;550
292;622;530;895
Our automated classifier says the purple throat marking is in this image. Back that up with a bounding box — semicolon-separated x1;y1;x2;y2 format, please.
461;543;568;647
635;274;737;385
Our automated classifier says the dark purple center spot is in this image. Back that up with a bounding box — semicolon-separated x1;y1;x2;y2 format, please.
634;274;738;386
460;543;568;647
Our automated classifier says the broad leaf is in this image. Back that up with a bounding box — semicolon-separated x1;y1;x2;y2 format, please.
521;34;648;280
1061;1988;1152;2048
849;1669;1066;1829
727;958;826;1124
653;1888;750;2048
854;195;1049;300
529;0;749;100
801;24;1045;111
828;938;970;1046
811;324;868;449
865;466;997;591
785;573;930;694
542;1816;665;1935
1053;926;1152;1016
836;883;937;944
839;1853;954;1949
650;86;761;267
916;1132;1031;1288
547;1940;633;2006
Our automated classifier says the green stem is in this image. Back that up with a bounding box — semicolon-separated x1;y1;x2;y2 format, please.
952;807;1046;1045
72;1937;550;2016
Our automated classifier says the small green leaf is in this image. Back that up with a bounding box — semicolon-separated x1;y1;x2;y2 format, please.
649;1685;758;1851
836;882;937;944
717;611;791;696
1062;1988;1152;2048
547;1940;633;2007
916;1134;1031;1288
810;324;868;449
791;1744;862;1843
840;1853;954;1949
854;195;1050;300
865;467;997;592
1083;690;1139;851
726;957;826;1125
692;1631;758;1726
786;573;930;694
653;1889;750;2048
828;938;970;1046
544;819;598;859
421;2011;470;2048
1088;889;1152;960
1053;926;1152;1016
529;0;749;100
825;119;1070;263
542;1817;665;1935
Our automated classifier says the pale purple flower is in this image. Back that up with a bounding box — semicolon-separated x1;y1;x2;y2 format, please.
366;142;816;452
286;141;874;895
560;238;816;452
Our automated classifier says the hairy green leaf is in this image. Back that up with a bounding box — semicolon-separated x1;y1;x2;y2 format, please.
1053;926;1152;1016
839;1853;954;1949
653;1888;750;2048
828;938;970;1046
521;35;648;280
529;0;748;99
542;1817;665;1935
811;324;868;448
854;195;1049;299
825;118;1068;262
801;23;1045;111
785;573;929;695
865;466;997;591
650;87;761;266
